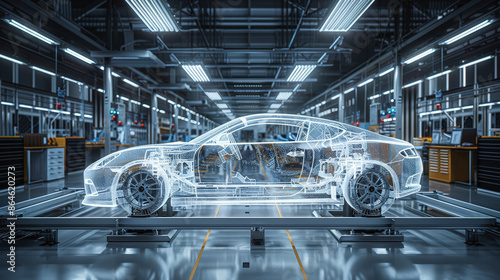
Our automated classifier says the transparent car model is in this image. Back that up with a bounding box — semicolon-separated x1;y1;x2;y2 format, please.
83;114;423;216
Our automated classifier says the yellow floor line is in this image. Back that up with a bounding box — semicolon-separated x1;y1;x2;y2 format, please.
188;205;220;280
276;205;308;280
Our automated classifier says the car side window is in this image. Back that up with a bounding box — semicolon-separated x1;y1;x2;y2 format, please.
229;123;305;142
305;121;346;141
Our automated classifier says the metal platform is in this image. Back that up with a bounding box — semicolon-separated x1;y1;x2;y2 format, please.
312;210;405;242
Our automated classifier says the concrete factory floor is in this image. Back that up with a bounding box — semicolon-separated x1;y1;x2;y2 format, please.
2;172;500;280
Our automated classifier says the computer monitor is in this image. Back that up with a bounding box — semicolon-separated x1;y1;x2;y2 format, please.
450;128;477;146
450;129;462;145
432;132;441;144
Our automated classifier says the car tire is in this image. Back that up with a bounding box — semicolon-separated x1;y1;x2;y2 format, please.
346;166;395;216
118;168;168;216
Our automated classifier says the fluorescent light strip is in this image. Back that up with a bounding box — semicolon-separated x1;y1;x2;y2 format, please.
34;107;49;111
320;0;375;32
19;104;33;109
182;65;210;82
97;88;104;93
61;76;83;85
131;100;141;105
142;104;150;108
123;78;139;88
368;94;381;100
1;101;15;106
112;72;121;78
84;114;93;119
344;88;354;94
159;110;166;114
168;100;176;105
459;55;494;68
0;54;26;65
358;78;374;87
382;89;394;95
287;65;317;82
403;48;436;64
331;94;341;100
403;80;423;89
156;95;167;101
216;104;228;109
63;48;95;64
120;96;130;101
479;102;500;107
31;66;55;76
6;19;59;45
276;92;293;100
378;67;394;77
426;70;452;80
270;104;281;109
205;92;222;100
125;0;180;32
441;20;494;45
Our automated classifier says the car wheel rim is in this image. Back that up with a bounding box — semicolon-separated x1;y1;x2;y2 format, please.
352;170;390;211
123;170;162;213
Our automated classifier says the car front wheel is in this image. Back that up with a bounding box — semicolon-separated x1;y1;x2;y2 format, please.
346;166;395;216
119;169;168;216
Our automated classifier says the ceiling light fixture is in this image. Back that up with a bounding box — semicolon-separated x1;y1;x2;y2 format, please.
358;78;374;87
125;0;180;32
320;0;375;32
182;65;210;82
344;88;354;94
459;55;494;68
5;19;59;45
31;66;56;76
276;92;293;100
123;78;139;87
216;104;228;109
63;48;95;64
0;54;26;65
331;94;341;100
378;67;394;77
403;48;436;64
426;70;452;80
402;80;423;88
440;20;494;45
205;92;222;100
287;65;317;82
270;104;282;109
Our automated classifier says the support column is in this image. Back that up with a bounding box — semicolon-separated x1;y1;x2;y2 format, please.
394;58;403;140
339;90;345;123
187;112;192;141
473;64;478;130
174;105;179;142
152;93;158;144
104;60;112;155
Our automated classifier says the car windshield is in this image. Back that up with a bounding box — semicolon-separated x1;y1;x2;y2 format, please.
190;118;243;145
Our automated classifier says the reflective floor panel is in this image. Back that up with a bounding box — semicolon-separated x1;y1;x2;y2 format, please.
2;172;500;280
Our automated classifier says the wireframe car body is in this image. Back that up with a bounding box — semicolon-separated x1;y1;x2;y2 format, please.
83;114;423;216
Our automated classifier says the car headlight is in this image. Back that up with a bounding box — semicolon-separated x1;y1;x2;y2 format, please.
84;179;98;196
91;152;121;170
400;147;418;157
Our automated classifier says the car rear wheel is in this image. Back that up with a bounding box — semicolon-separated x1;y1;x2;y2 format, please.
120;169;167;216
347;166;395;216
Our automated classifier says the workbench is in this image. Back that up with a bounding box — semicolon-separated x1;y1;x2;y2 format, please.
428;145;476;184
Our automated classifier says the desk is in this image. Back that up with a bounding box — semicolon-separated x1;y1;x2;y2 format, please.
428;146;476;184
